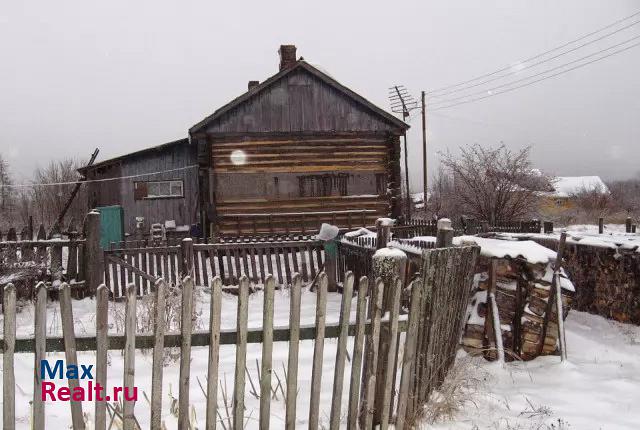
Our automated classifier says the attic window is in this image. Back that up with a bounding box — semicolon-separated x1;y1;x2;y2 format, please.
134;180;184;200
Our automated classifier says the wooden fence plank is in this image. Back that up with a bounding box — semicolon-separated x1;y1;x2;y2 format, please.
33;282;47;430
59;283;86;430
150;279;167;430
206;277;223;430
3;284;16;430
363;278;384;430
380;277;402;430
308;273;328;430
329;272;355;430
285;274;302;429
95;285;109;430
123;283;137;430
395;279;423;430
260;275;276;430
233;276;250;429
347;276;369;430
178;276;194;429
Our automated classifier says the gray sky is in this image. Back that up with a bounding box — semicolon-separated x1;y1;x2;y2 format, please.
1;0;639;189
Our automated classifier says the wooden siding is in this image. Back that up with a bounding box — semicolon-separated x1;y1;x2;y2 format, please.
202;68;401;134
85;143;199;234
206;134;399;235
211;136;388;173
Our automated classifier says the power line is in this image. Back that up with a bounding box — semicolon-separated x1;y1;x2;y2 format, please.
426;9;640;95
430;40;640;111
429;33;640;107
429;19;640;99
0;165;198;188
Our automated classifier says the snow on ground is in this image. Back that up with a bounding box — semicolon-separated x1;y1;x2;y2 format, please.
430;311;640;430
0;287;363;429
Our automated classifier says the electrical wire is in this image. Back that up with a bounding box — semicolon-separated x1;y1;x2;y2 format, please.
430;40;640;111
426;9;640;95
429;19;640;99
0;165;198;188
428;33;640;107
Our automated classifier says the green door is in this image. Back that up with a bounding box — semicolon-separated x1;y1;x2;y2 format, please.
96;205;124;249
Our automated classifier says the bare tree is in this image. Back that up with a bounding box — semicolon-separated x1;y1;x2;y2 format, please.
31;158;87;227
439;144;549;223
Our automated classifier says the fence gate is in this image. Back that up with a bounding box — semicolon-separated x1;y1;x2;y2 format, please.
408;245;480;420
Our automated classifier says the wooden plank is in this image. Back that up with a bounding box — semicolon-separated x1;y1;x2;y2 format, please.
307;246;316;279
395;279;423;430
380;277;402;430
308;273;328;430
282;247;292;285
364;278;384;430
274;247;284;285
193;247;202;286
3;319;408;353
95;285;109;430
201;249;210;288
59;283;86;429
249;247;258;283
111;251;120;298
206;277;223;430
290;247;300;276
33;282;47;430
178;276;194;429
3;284;16;430
123;283;137;430
233;276;250;429
285;274;302;429
234;248;243;279
347;276;369;430
133;252;142;295
225;249;234;284
142;249;149;294
257;248;266;283
329;272;355;430
259;276;276;430
109;254;158;284
150;279;167;430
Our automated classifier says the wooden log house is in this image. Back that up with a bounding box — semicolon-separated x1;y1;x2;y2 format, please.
80;44;409;238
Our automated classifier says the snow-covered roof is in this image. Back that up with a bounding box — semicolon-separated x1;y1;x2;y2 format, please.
550;176;609;198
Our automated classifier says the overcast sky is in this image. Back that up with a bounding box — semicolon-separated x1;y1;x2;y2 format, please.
1;0;639;189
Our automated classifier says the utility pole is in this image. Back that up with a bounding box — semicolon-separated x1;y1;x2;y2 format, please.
389;85;418;221
421;91;428;206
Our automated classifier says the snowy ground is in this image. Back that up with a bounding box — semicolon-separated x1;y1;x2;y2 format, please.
0;287;363;429
429;311;640;430
1;268;639;428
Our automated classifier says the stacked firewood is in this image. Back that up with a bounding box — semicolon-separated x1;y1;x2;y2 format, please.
462;256;573;361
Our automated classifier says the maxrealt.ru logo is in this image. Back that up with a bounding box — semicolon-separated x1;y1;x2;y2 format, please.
40;360;138;402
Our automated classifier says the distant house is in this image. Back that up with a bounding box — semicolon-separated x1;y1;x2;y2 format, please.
80;45;408;238
540;176;610;214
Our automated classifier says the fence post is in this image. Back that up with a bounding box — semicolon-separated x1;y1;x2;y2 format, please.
83;210;103;295
598;217;604;234
625;217;632;233
371;247;407;426
375;218;392;250
435;218;453;247
180;238;194;278
543;221;554;234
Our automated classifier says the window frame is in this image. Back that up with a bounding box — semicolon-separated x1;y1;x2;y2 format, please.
134;179;184;200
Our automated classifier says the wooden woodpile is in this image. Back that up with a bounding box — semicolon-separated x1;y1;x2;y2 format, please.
462;255;573;361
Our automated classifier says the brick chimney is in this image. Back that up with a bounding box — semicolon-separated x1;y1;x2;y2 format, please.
278;45;297;70
248;80;259;90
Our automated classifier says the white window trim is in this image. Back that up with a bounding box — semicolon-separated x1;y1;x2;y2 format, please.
145;180;184;199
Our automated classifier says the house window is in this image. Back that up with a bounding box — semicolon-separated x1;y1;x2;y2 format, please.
298;174;348;197
134;180;184;200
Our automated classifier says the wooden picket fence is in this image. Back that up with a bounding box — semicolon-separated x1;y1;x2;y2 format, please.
103;239;325;299
1;269;426;430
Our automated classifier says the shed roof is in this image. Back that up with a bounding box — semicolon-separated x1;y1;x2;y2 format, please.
78;138;189;174
189;60;409;135
551;176;610;197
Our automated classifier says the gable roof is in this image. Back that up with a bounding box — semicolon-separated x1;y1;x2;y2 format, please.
189;60;409;135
